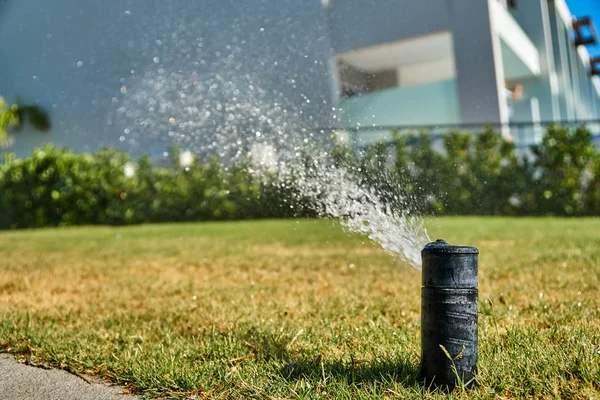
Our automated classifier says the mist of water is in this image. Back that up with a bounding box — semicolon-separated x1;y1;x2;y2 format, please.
117;16;430;268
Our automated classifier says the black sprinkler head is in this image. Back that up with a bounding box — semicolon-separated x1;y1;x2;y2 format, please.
420;239;479;390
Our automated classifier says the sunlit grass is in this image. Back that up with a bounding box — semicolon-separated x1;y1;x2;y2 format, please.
1;218;599;399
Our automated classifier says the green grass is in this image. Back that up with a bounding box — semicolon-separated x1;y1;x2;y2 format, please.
0;217;599;399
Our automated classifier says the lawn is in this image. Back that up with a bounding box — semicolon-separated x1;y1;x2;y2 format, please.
0;217;599;399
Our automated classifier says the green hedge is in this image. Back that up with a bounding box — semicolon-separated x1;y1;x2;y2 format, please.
0;146;305;229
1;124;599;229
337;124;599;216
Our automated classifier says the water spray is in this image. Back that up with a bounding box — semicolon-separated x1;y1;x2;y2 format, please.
420;239;479;390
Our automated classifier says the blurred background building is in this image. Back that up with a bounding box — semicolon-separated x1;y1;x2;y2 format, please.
1;0;599;155
329;0;600;147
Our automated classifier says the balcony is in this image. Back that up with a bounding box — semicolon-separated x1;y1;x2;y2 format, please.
334;31;460;142
573;16;597;47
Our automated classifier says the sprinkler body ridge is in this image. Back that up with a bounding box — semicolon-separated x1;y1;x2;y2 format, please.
420;239;479;390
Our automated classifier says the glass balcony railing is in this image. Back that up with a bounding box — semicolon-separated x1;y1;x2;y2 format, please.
340;78;460;133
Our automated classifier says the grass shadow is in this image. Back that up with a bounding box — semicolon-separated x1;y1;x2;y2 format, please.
279;354;421;387
241;327;421;387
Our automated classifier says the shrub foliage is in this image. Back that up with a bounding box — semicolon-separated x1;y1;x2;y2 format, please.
0;96;51;146
1;125;599;229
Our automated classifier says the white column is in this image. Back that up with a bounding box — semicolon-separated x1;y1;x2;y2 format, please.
451;0;505;131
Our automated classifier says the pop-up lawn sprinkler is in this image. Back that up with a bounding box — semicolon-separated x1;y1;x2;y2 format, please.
420;239;479;390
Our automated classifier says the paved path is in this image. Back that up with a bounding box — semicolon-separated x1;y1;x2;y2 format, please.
0;353;140;400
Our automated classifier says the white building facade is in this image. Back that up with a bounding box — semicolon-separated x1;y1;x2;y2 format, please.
1;0;599;155
328;0;600;146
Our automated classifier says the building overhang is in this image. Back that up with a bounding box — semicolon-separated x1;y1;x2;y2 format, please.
336;31;453;73
490;1;541;79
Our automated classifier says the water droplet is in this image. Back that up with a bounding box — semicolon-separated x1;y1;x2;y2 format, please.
153;56;160;63
76;61;83;67
114;51;429;268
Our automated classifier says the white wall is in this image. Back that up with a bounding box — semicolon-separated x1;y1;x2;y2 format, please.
0;0;336;157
